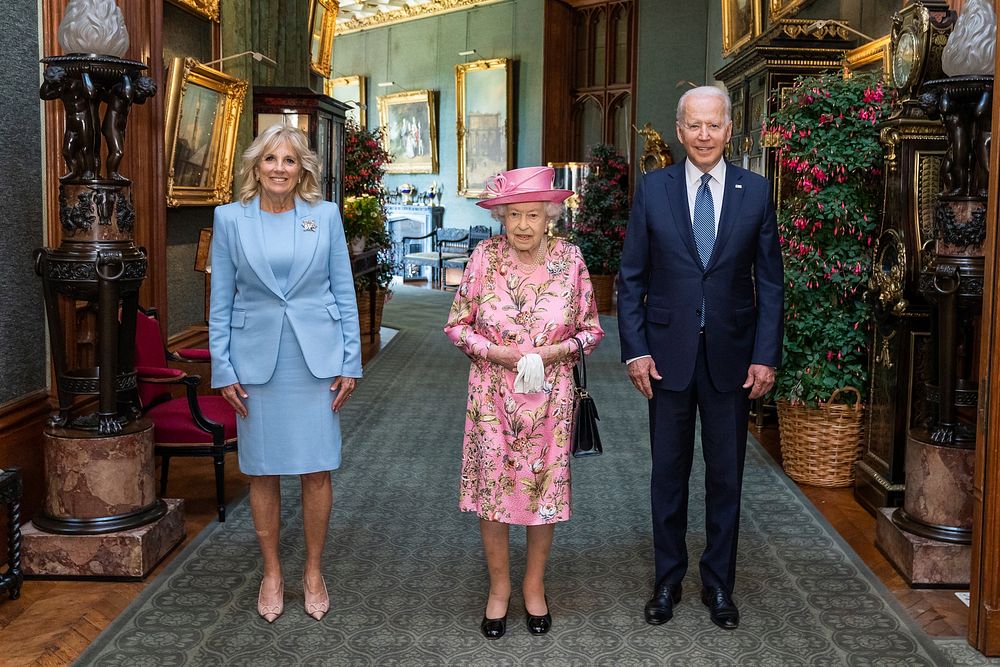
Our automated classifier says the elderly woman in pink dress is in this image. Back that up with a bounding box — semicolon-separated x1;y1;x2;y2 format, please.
444;166;604;639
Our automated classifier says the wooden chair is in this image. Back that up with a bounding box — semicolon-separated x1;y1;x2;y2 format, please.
401;227;471;286
442;225;492;288
133;309;237;522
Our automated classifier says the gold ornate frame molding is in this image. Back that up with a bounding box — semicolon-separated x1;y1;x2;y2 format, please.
337;0;505;35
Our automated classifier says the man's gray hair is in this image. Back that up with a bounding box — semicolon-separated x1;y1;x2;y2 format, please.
676;86;732;125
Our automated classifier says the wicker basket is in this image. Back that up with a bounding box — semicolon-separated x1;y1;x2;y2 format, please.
590;274;616;313
776;387;865;488
357;287;387;336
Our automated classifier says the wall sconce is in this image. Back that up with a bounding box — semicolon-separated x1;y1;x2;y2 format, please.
202;50;277;68
376;81;396;88
459;49;477;56
804;20;874;42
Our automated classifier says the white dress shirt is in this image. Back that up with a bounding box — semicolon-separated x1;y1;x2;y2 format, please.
626;158;726;366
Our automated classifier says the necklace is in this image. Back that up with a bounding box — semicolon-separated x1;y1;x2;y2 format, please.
509;239;547;274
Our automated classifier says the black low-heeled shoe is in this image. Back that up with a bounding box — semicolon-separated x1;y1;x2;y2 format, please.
526;596;551;635
480;598;510;640
480;612;508;639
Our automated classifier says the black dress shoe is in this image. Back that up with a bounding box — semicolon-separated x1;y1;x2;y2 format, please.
644;583;682;625
526;596;551;635
700;586;739;630
480;613;508;639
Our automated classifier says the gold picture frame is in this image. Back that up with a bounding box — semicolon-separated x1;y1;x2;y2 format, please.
456;58;512;197
310;0;339;78
377;89;439;174
166;0;219;21
768;0;816;21
164;57;248;207
326;75;367;127
722;0;761;57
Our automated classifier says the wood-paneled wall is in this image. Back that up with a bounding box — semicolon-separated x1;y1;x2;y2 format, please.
969;21;1000;657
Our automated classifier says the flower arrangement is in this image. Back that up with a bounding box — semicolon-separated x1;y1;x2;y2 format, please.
764;70;889;406
344;121;391;197
342;194;384;242
343;122;397;291
569;143;630;275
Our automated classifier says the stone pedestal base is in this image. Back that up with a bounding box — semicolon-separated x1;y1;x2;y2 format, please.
876;508;970;587
22;498;185;579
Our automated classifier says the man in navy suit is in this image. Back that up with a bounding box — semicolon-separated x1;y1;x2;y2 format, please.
617;86;783;630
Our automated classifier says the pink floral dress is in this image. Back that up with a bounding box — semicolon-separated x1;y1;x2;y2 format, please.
444;236;604;525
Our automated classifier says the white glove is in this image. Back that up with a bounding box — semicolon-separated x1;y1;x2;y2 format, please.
514;353;545;394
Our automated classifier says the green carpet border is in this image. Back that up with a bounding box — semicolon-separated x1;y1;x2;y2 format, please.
743;435;951;663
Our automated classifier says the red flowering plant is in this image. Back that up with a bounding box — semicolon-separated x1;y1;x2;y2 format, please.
342;121;397;290
764;70;889;406
569;143;630;275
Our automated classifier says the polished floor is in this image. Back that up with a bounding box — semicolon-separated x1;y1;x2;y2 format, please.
0;321;971;664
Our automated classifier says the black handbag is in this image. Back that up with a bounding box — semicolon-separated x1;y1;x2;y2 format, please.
570;337;602;457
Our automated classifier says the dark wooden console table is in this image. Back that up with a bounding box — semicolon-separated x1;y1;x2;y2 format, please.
351;248;378;343
0;469;23;600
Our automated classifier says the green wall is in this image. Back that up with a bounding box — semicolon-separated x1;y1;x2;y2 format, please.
332;0;544;229
635;0;717;162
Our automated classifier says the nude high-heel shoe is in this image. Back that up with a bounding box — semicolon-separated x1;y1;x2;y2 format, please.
257;579;284;623
303;576;330;621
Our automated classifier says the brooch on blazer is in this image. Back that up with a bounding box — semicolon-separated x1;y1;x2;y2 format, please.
302;219;317;232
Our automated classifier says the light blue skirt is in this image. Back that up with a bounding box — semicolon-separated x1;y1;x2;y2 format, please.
237;320;342;476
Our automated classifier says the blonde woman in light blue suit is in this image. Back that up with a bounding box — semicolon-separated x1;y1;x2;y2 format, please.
209;124;362;623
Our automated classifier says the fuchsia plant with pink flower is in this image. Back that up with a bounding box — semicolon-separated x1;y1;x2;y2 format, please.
764;71;889;406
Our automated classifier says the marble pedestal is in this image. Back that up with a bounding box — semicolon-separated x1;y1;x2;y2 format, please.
876;508;970;586
874;429;973;586
22;498;185;579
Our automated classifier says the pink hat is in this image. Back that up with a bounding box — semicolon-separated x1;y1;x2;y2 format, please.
475;166;574;209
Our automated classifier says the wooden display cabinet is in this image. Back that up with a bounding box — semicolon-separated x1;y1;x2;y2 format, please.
252;86;349;205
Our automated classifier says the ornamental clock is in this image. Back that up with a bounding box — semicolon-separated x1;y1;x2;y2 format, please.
854;2;954;513
888;1;952;114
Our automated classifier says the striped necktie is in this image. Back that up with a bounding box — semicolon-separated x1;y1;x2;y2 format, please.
693;173;715;327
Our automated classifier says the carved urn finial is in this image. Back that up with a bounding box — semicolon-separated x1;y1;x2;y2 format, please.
941;0;996;77
58;0;129;57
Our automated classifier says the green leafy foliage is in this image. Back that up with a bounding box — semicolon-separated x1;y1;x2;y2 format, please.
343;122;398;290
765;71;888;406
342;195;384;240
569;144;630;275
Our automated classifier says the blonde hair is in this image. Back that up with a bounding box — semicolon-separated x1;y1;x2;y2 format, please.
237;124;323;204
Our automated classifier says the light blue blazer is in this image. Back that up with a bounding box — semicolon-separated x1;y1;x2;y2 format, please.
208;196;363;388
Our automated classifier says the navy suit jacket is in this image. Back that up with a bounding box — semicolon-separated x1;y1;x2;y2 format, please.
209;196;362;388
617;160;783;392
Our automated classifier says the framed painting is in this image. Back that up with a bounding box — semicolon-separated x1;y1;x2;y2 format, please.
326;75;367;126
166;0;219;21
768;0;817;21
310;0;338;77
722;0;761;57
377;90;438;174
456;58;512;197
164;57;248;207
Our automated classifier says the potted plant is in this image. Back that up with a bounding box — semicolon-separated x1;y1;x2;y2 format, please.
342;194;384;254
764;70;889;487
569;143;630;311
343;121;394;334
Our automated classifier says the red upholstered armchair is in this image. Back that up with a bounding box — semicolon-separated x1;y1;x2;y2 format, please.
134;309;237;521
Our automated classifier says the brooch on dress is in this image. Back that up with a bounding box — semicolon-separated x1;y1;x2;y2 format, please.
302;219;317;232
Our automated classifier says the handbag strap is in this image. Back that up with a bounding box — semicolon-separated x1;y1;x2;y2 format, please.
571;337;586;390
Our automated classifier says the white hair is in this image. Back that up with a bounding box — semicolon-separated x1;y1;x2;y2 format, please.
489;201;566;224
676;85;732;125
